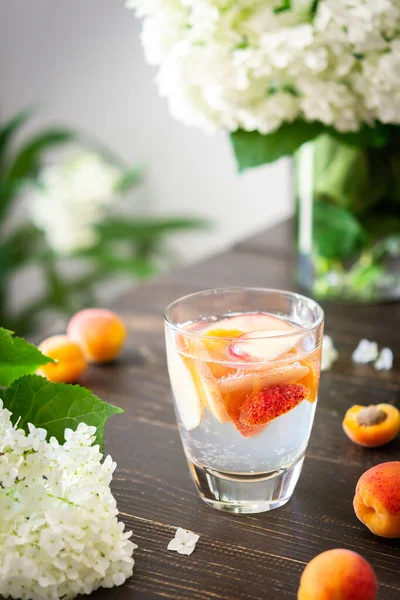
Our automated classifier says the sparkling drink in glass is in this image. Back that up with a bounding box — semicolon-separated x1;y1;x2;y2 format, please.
165;288;324;514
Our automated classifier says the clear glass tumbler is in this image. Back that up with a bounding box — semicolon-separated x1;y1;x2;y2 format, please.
164;288;324;514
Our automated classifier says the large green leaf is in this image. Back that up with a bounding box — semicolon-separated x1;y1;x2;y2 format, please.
230;120;324;171
0;327;54;386
329;123;391;149
313;200;366;260
230;120;393;172
2;375;123;452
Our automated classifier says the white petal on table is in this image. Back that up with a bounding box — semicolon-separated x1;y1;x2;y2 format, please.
167;528;200;554
167;538;183;552
352;339;378;364
178;545;196;556
321;335;338;371
374;347;393;371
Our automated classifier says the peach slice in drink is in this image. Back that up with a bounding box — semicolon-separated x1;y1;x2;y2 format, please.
166;332;203;431
175;332;231;423
218;363;309;397
296;348;322;403
182;356;230;423
229;328;304;363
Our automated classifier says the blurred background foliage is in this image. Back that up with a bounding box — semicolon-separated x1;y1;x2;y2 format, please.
0;109;207;335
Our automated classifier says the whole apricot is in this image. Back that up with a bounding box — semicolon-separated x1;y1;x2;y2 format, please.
343;404;400;447
354;461;400;538
298;549;377;600
37;335;87;383
67;308;126;363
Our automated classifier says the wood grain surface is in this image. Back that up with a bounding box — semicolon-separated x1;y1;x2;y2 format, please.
80;220;400;600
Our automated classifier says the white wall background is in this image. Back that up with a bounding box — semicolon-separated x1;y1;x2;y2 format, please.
0;0;292;265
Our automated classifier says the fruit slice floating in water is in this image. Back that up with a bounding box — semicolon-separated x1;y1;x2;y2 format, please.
239;383;308;426
201;328;244;378
166;333;203;431
186;358;230;423
230;327;304;363
219;363;309;397
229;407;267;439
297;351;321;404
211;313;295;334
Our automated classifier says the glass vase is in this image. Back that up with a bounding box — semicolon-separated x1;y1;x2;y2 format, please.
295;133;400;301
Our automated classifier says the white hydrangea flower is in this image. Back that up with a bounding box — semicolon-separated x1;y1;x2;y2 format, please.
167;527;199;555
127;0;400;134
352;339;379;364
374;347;393;371
321;335;338;371
0;401;136;600
29;150;121;255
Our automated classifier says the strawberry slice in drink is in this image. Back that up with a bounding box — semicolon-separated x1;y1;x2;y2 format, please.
239;384;308;426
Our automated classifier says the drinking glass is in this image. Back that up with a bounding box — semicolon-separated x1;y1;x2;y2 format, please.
164;288;324;514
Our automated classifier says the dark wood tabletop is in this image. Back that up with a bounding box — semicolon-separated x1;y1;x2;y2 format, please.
85;219;400;600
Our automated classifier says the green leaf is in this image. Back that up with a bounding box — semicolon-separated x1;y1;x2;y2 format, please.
274;0;291;13
329;123;391;149
230;121;393;172
313;200;366;260
0;327;54;386
0;108;34;166
97;217;210;241
115;165;144;194
2;375;124;452
230;120;323;171
7;128;75;182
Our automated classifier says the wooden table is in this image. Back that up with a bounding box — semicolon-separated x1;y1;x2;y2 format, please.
87;219;400;600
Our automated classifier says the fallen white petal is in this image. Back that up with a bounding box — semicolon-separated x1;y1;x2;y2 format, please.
352;339;379;364
184;534;200;547
321;335;338;371
177;545;196;556
167;538;183;551
374;347;393;371
167;528;199;555
175;527;189;541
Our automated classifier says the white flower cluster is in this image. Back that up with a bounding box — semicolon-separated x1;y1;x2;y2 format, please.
30;151;120;255
127;0;400;134
0;402;136;600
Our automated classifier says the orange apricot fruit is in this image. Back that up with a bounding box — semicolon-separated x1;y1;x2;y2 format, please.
36;335;87;383
67;308;126;363
343;404;400;447
298;548;377;600
354;461;400;538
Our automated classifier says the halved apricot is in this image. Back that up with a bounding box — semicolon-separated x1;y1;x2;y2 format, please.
343;404;400;447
